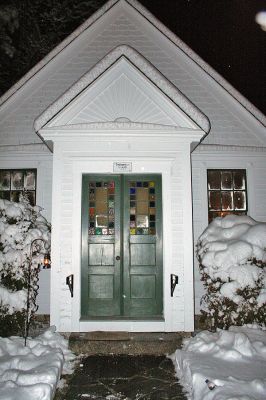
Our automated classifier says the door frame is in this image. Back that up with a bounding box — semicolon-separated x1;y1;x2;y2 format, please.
71;158;174;332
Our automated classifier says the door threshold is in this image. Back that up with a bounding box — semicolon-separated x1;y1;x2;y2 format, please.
80;316;164;321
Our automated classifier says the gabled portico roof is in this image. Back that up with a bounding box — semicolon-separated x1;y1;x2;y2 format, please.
35;45;210;135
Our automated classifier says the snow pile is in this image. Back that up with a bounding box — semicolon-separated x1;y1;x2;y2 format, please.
173;325;266;400
197;215;266;328
0;326;75;400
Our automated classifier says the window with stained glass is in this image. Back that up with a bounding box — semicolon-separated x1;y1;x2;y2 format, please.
88;181;115;235
0;169;37;205
129;180;156;235
207;169;247;223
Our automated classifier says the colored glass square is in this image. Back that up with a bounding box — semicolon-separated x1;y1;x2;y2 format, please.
149;228;156;235
108;221;114;228
88;228;95;235
89;182;95;188
143;182;149;187
108;181;115;188
109;200;114;207
89;222;95;228
142;228;149;234
108;188;115;195
130;228;136;235
136;182;142;187
149;188;155;194
149;181;155;188
149;194;155;201
130;188;136;194
109;229;115;235
130;195;136;200
130;215;136;221
150;221;156;228
109;194;114;200
102;228;108;235
130;201;136;207
89;207;95;216
96;182;102;187
136;228;143;235
149;208;156;215
103;182;108;188
109;208;114;216
149;201;155;207
130;182;136;187
95;227;102;235
150;215;155;221
130;207;136;215
136;215;149;228
90;201;95;207
130;221;136;228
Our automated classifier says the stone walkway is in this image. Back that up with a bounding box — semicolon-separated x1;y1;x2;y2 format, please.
57;355;186;400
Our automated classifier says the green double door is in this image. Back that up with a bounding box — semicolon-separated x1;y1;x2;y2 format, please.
81;174;163;319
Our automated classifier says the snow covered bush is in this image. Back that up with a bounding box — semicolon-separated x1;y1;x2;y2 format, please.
0;194;51;336
197;215;266;329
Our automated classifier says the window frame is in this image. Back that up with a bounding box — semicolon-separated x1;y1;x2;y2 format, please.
0;168;37;205
207;169;248;223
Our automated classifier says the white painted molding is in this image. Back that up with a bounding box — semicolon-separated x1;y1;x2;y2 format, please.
34;46;210;133
194;144;266;155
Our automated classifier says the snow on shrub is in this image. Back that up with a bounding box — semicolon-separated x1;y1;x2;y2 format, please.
0;194;51;336
197;215;266;329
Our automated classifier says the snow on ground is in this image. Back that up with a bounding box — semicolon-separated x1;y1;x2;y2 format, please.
172;325;266;400
0;326;75;400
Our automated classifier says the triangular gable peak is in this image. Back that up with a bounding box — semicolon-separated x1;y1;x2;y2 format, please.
35;45;210;137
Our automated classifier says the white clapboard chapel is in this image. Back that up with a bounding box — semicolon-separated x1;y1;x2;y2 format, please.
0;0;265;333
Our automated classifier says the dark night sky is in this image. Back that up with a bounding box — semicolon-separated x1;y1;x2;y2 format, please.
0;0;265;114
141;0;266;115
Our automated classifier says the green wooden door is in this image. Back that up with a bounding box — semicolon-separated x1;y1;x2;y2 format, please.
81;174;163;318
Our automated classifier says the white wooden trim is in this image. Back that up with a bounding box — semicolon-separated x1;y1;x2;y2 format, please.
71;158;174;332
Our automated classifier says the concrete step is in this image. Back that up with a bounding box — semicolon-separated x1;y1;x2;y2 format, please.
69;331;189;355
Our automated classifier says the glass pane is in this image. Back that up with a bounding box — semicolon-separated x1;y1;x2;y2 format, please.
0;171;10;190
136;188;149;201
209;191;221;210
234;191;246;210
136;215;149;228
208;171;220;190
234;171;245;190
221;171;233;190
137;202;149;214
130;181;156;235
11;191;21;202
0;191;10;200
25;191;35;206
221;191;233;210
24;171;36;190
88;181;115;235
11;171;24;190
96;215;108;228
